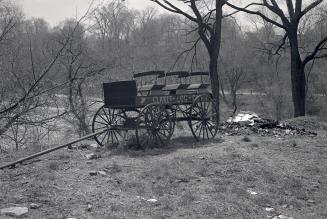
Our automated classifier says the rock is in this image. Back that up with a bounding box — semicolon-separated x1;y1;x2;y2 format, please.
89;171;98;176
228;111;259;124
307;199;315;204
147;198;158;203
265;207;275;212
280;215;293;219
1;207;28;217
29;203;41;209
176;178;189;183
85;153;98;160
86;203;92;212
272;215;294;219
246;189;258;195
90;143;100;148
98;171;107;176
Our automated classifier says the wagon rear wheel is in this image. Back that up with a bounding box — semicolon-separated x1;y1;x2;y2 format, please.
188;95;218;141
92;105;129;148
136;104;174;149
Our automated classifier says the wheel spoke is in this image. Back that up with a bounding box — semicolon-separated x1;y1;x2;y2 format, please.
110;131;115;144
112;130;119;142
115;130;124;138
192;120;202;126
106;131;111;146
204;123;209;139
195;122;202;137
208;124;215;137
98;113;109;124
101;108;111;123
95;120;109;126
197;123;203;139
111;109;119;123
156;133;165;146
202;123;205;139
100;131;109;144
158;129;169;138
93;127;108;131
157;130;169;140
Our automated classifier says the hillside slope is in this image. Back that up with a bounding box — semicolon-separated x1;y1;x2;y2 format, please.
1;124;327;219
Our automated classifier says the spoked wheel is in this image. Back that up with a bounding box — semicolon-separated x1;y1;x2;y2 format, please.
92;105;135;148
136;104;174;149
188;95;219;141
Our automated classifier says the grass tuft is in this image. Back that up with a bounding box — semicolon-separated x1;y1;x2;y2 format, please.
48;161;59;171
242;136;252;142
179;191;196;206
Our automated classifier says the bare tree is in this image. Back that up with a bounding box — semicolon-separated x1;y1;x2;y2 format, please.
226;0;327;117
92;0;138;75
55;19;105;136
220;67;245;115
0;1;94;147
151;0;227;123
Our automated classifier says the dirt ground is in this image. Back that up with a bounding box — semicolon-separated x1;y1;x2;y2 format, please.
1;119;327;219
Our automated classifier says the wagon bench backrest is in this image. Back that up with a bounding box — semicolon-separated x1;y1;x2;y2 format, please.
133;71;165;86
157;71;189;84
103;80;137;107
179;72;210;84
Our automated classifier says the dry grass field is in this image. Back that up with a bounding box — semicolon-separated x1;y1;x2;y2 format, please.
1;117;327;219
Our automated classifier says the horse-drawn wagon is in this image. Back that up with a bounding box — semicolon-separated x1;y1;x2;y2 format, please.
92;71;219;148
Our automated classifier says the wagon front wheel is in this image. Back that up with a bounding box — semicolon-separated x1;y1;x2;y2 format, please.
188;95;219;141
92;105;127;148
136;104;174;148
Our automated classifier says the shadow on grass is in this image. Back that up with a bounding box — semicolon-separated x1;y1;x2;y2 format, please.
107;136;225;158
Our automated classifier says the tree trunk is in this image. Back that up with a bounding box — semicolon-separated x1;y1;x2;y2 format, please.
68;81;90;137
206;0;223;124
77;82;90;135
209;56;220;123
288;31;306;117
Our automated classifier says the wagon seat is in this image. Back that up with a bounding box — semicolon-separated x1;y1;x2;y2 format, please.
157;71;190;95
133;71;166;96
181;72;211;94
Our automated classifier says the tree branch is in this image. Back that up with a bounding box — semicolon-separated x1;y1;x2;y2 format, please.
151;0;197;22
274;33;288;55
300;0;324;18
303;35;327;65
225;1;286;29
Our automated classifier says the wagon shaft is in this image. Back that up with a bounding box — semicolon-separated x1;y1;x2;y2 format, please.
0;129;110;170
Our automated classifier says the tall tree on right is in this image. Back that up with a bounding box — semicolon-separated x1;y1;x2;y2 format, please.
226;0;327;117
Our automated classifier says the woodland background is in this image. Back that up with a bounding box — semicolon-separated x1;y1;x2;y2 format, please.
0;0;326;151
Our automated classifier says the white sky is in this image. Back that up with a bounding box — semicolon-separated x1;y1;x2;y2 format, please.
15;0;158;27
14;0;259;29
13;0;318;28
